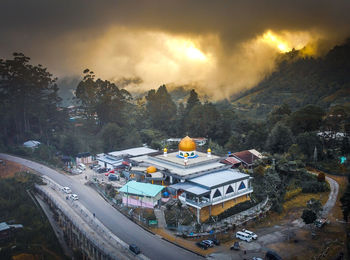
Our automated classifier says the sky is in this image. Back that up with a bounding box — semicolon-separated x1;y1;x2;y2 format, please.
1;0;350;100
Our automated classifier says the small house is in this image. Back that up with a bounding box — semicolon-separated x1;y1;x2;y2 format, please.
119;181;164;208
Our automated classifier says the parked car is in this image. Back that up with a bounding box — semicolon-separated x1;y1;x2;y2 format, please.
230;241;240;250
196;241;209;250
314;218;329;228
129;244;141;254
70;194;79;200
209;237;220;245
252;257;263;260
236;231;252;242
202;240;214;247
242;229;258;240
78;163;86;171
108;174;119;181
62;187;72;194
71;168;83;174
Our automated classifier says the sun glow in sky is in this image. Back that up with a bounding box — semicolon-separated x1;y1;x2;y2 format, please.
262;31;292;52
166;38;208;61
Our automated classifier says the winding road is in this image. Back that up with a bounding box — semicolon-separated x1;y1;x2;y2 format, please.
0;153;202;260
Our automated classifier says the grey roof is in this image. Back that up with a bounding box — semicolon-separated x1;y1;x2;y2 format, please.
189;169;249;189
97;154;123;166
109;147;158;158
131;152;225;178
169;182;210;196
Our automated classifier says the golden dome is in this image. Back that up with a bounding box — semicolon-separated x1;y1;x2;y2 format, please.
178;136;196;151
147;166;157;174
184;153;188;157
163;148;168;152
207;148;211;153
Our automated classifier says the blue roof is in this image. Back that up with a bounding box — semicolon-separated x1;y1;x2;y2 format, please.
119;181;164;197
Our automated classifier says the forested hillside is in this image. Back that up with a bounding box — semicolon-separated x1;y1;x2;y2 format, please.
232;39;350;117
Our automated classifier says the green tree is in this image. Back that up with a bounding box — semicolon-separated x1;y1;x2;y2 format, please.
99;123;125;152
289;105;325;135
268;103;291;126
265;122;294;154
186;89;200;112
75;69;132;127
301;209;317;224
145;85;177;134
0;53;65;144
340;175;350;222
307;198;322;216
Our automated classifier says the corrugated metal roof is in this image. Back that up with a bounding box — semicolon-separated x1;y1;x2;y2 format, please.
119;181;164;197
109;147;158;158
189;169;248;188
169;182;210;195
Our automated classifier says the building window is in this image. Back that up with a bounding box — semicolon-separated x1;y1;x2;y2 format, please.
238;181;246;190
213;189;221;198
226;185;234;194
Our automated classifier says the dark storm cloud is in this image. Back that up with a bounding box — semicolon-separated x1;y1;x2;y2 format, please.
1;1;350;99
1;0;349;43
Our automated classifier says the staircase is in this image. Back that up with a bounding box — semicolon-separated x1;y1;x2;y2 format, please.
154;207;167;228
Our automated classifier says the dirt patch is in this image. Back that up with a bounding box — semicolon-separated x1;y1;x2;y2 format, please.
0;160;31;178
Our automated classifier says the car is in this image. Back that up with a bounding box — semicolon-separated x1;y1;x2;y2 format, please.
78;163;86;171
108;174;119;181
230;241;240;250
236;231;253;242
62;187;72;194
202;240;214;247
209;237;220;245
129;244;141;254
70;194;79;200
242;229;258;240
252;257;263;260
196;241;209;250
104;171;110;176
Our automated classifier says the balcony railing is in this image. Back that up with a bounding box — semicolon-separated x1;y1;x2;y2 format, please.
179;187;253;208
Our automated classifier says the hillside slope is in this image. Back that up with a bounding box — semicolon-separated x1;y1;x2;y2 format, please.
232;39;350;117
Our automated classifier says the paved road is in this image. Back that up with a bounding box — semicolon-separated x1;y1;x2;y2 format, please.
0;153;202;260
322;176;339;217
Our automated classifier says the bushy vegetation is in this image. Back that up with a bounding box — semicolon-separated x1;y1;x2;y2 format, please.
0;172;65;259
217;201;257;220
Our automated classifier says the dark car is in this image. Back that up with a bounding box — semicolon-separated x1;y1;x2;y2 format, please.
196;241;209;250
129;244;141;254
230;241;240;250
209;237;220;245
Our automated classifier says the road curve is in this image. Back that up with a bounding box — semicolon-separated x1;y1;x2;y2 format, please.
0;153;202;260
322;176;339;218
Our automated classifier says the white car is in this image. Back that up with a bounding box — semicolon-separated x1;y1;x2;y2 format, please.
70;194;79;200
242;229;258;240
78;163;86;171
202;240;214;247
235;231;252;242
62;187;72;194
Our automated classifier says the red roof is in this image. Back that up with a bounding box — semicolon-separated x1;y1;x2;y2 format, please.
232;150;258;165
223;157;242;165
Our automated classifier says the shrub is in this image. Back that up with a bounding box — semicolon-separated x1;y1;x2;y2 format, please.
284;188;302;201
301;209;317;224
217;201;256;220
301;181;329;193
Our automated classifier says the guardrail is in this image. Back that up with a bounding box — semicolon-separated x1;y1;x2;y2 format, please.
35;177;132;260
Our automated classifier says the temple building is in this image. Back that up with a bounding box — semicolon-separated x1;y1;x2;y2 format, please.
130;136;253;223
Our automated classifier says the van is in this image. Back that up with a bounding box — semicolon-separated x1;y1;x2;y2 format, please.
235;231;252;242
78;163;86;171
242;229;258;239
62;187;72;194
